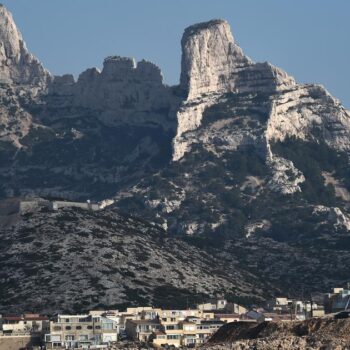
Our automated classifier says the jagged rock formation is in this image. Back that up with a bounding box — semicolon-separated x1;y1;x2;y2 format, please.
48;56;177;128
173;19;296;161
0;5;51;149
0;5;50;85
0;6;179;200
173;19;350;178
1;5;350;311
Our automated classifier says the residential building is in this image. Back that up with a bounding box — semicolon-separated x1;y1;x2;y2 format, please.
125;319;161;341
195;320;224;345
197;298;227;311
44;313;118;349
225;303;247;315
0;314;49;335
324;288;350;313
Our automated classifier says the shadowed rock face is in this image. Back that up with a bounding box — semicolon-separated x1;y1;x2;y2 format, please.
0;5;179;200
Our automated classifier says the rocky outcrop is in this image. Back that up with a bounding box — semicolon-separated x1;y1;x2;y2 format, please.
206;318;350;350
0;4;50;85
179;19;294;99
313;205;350;231
266;84;350;152
48;56;178;128
173;19;296;161
172;19;350;200
267;155;305;194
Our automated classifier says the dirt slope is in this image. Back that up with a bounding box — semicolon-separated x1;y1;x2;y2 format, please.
206;318;350;349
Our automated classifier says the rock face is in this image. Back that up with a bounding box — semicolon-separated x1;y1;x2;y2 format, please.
0;4;50;85
0;5;179;200
2;5;350;311
179;20;294;99
49;56;177;128
173;19;296;161
174;20;350;168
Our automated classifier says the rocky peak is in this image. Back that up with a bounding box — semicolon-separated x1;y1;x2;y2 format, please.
179;19;295;100
0;5;51;86
100;56;163;84
180;19;251;99
101;56;136;80
47;55;176;128
173;19;298;161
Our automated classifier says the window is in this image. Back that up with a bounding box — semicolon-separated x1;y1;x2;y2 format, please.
166;325;175;330
65;318;70;323
65;326;71;330
53;326;61;331
53;342;62;347
167;335;180;340
76;326;82;330
87;325;93;330
79;335;88;341
102;323;113;330
94;325;101;329
65;335;74;341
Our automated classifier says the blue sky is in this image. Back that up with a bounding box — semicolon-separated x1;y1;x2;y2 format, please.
2;0;349;108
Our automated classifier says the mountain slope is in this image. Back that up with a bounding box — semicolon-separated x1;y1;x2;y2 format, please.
0;200;269;313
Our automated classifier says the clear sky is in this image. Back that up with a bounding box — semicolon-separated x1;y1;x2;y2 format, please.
2;0;349;108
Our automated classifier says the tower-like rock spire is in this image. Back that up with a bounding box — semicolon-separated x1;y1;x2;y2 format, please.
173;19;296;161
180;19;251;99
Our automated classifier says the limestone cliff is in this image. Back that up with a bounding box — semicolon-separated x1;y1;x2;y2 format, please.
0;4;50;85
49;56;177;128
173;19;296;161
173;19;350;197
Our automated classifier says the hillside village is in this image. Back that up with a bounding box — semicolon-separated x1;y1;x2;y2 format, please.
1;286;350;350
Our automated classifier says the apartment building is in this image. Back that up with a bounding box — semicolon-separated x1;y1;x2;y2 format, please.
125;319;161;341
152;317;224;347
44;313;118;349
